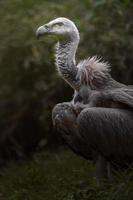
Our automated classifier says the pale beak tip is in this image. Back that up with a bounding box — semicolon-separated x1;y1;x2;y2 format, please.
36;28;40;39
36;26;47;39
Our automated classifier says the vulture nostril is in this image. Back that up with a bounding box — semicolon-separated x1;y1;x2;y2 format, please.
44;24;50;30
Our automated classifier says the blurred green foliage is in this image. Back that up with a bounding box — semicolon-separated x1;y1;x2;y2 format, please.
1;150;133;200
0;0;133;158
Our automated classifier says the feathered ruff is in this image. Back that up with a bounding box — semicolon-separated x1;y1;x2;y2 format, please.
77;56;111;89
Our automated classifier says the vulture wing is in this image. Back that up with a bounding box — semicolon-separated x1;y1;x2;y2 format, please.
102;87;133;109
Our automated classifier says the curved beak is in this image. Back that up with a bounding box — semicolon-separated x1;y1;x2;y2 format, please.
36;25;49;39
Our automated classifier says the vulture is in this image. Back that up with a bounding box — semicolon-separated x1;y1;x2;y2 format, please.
36;17;133;182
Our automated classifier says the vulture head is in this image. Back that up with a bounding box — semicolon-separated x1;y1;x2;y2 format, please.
36;17;80;41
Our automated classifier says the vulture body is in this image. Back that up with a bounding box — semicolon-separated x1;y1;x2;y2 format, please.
36;17;133;181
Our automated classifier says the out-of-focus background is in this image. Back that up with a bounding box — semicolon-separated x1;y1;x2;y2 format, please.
0;0;133;199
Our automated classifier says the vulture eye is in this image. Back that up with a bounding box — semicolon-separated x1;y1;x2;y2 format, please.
56;22;64;26
53;22;64;29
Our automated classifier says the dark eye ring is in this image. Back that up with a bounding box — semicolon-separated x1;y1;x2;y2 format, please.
56;22;64;26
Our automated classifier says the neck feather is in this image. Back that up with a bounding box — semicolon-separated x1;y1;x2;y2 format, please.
55;39;78;67
55;36;80;90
